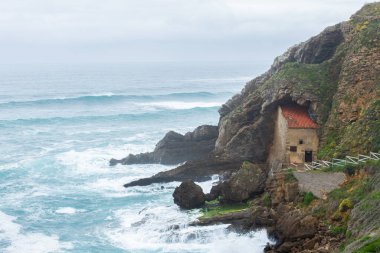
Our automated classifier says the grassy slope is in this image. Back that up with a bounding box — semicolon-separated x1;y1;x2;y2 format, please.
320;3;380;159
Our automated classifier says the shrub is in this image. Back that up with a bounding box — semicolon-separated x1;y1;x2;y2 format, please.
339;198;353;212
262;193;271;207
331;225;347;236
303;192;315;206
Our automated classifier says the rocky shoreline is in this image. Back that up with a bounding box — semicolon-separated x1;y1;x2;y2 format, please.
180;163;380;253
113;3;380;252
111;125;218;166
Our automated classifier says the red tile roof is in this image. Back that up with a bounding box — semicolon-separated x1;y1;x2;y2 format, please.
281;105;318;129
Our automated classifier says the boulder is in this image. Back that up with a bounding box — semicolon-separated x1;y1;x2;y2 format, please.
249;206;277;228
275;207;319;241
173;180;206;209
220;162;268;202
110;125;218;165
205;183;223;201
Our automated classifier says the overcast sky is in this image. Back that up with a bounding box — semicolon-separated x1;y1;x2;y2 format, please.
0;0;373;63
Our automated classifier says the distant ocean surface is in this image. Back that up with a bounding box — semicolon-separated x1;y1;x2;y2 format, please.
0;62;273;253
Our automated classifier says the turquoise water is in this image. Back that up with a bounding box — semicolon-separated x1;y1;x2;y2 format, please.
0;62;273;253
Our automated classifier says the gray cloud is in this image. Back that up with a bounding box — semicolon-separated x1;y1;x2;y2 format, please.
0;0;372;63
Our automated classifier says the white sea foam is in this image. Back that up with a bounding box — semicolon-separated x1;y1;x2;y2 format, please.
102;177;272;253
0;211;72;253
208;229;274;253
139;101;222;110
196;174;220;193
55;207;80;214
56;143;156;175
105;202;273;253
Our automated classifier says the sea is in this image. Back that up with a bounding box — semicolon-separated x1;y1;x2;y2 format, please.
0;62;274;253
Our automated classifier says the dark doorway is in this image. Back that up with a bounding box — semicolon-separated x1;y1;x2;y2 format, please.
305;151;313;162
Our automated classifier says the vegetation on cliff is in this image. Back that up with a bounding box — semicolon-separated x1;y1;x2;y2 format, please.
195;3;380;252
215;2;379;163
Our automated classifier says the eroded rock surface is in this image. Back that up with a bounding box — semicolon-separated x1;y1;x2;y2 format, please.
173;180;206;209
219;163;268;202
111;125;218;166
124;158;241;188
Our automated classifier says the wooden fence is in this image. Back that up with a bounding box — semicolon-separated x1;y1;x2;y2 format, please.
304;152;380;171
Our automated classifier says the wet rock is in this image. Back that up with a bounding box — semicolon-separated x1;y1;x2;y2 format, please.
220;163;268;202
124;158;241;188
173;180;206;209
249;206;277;227
192;209;251;226
205;183;223;201
111;125;218;166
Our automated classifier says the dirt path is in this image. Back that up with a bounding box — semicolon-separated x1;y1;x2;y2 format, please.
293;172;346;198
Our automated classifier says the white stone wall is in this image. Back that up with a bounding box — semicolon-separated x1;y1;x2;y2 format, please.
268;107;288;170
286;128;319;163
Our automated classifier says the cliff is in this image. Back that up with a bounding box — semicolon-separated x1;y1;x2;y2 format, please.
119;3;380;253
216;2;379;162
121;3;379;187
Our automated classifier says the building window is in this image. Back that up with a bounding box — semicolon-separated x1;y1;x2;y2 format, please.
299;139;304;145
290;146;297;152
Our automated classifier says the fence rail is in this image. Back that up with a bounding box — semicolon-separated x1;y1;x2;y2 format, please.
304;152;380;171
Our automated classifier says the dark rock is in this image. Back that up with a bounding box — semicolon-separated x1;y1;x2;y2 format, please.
276;241;299;252
124;158;241;188
192;209;251;226
111;125;218;166
205;183;223;201
275;208;319;241
249;206;277;228
264;243;274;252
172;180;206;209
220;163;268;202
284;182;299;202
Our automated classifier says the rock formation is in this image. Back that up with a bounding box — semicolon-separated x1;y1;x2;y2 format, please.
218;162;268;202
124;158;241;187
120;3;380;253
122;3;379;189
110;125;218;166
172;180;206;209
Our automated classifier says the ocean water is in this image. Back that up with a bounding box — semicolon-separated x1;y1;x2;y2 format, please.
0;62;273;253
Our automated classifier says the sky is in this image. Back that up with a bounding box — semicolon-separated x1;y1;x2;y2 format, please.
0;0;374;64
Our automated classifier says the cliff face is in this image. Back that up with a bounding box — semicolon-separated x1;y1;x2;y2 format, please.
122;3;379;189
215;3;380;162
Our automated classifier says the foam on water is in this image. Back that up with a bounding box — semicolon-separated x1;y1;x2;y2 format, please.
0;211;73;253
139;101;224;110
55;207;82;215
106;204;273;253
0;62;271;252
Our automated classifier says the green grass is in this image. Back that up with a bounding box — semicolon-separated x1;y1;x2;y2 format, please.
200;202;249;219
262;192;271;207
353;238;380;253
331;225;347;236
329;177;370;204
360;236;372;243
303;192;315;206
